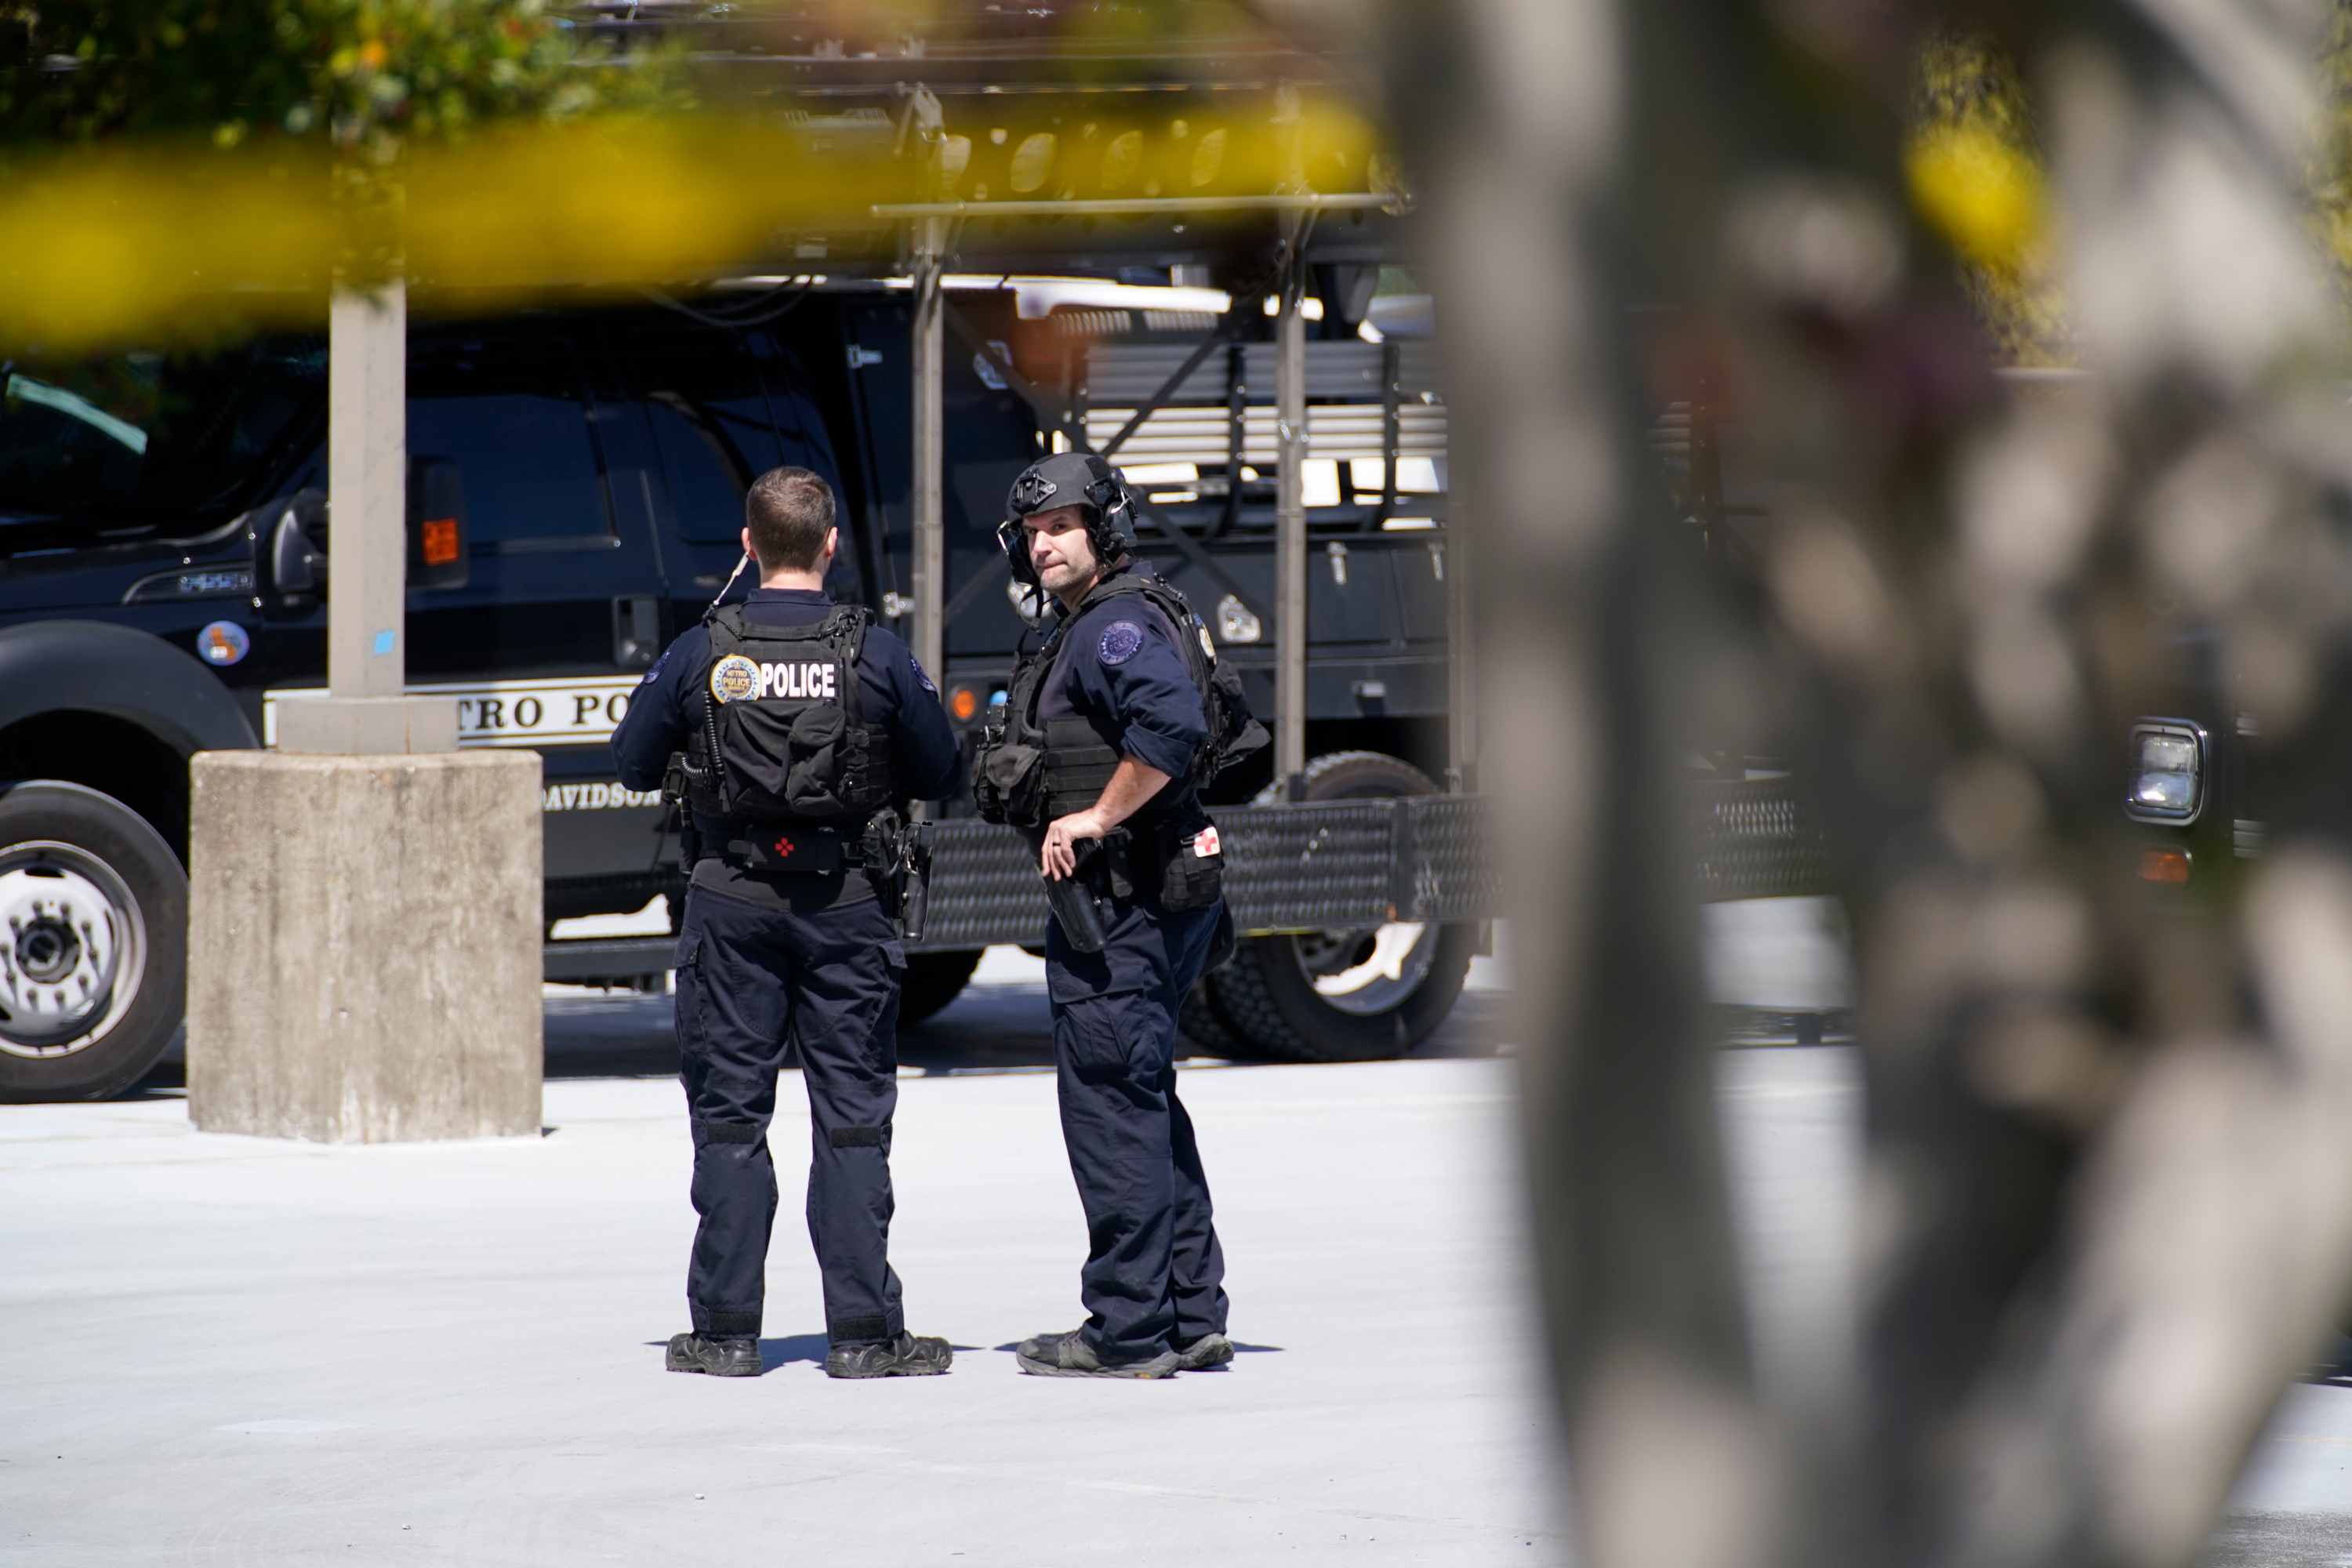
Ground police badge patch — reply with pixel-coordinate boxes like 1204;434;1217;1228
710;654;760;703
1098;620;1144;666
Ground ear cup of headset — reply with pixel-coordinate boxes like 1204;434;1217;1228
996;518;1041;586
1078;459;1137;561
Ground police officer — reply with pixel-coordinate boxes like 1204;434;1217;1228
612;466;962;1380
979;453;1238;1379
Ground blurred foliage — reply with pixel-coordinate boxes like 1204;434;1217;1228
2315;5;2352;313
0;3;1384;347
0;2;686;160
1907;31;2073;367
0;2;689;299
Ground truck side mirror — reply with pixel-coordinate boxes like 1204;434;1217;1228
408;456;469;590
263;488;329;601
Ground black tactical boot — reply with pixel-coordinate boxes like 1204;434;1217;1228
1015;1329;1180;1379
666;1331;762;1377
825;1331;953;1379
1174;1332;1234;1371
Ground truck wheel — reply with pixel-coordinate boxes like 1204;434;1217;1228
0;782;187;1103
900;949;982;1026
1178;975;1265;1060
1206;751;1475;1063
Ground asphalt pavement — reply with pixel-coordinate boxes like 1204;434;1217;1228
0;953;1553;1566
9;912;2352;1563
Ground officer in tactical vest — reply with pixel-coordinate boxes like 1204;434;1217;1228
612;466;963;1380
975;452;1252;1379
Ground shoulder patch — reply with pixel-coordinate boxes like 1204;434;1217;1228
710;654;759;704
1098;619;1145;666
909;653;936;694
640;644;673;685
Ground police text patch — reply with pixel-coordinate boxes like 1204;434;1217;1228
711;655;837;704
1098;620;1145;666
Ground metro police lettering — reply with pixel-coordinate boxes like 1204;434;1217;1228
459;689;631;735
265;676;642;751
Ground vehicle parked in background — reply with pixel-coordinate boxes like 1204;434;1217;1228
0;275;1477;1101
2121;657;2259;889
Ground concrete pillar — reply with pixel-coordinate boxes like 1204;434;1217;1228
280;280;456;755
1273;84;1309;791
330;283;405;700
1446;496;1476;791
1274;238;1308;789
185;750;543;1142
909;216;949;700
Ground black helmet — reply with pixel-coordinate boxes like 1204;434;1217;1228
996;452;1138;588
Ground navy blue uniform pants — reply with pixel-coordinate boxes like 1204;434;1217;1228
673;887;907;1345
1046;893;1231;1361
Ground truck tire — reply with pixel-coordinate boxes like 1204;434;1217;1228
1178;974;1263;1059
0;782;188;1103
900;949;982;1026
1206;751;1475;1063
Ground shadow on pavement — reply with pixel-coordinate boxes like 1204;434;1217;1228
759;1334;830;1369
125;978;1510;1095
538;982;1509;1080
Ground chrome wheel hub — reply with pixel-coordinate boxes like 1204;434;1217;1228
0;843;142;1058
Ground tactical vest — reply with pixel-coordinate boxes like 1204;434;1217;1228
974;570;1260;829
684;601;897;825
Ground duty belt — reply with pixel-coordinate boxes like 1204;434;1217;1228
718;826;867;875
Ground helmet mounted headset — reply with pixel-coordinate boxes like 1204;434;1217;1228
996;453;1138;592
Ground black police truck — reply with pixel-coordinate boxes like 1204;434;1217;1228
0;279;1479;1101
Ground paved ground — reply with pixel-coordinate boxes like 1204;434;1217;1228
0;963;1553;1566
12;913;2352;1563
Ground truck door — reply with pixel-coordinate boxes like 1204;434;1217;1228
608;316;853;625
400;329;655;686
393;327;674;906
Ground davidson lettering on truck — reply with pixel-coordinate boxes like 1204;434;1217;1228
542;783;662;811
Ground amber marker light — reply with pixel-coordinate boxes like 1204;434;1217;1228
2140;848;2191;886
951;687;979;723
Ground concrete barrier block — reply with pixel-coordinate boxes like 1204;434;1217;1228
186;750;543;1142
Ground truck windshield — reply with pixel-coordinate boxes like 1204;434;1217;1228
0;337;325;555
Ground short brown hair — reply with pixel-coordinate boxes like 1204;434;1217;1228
744;466;836;570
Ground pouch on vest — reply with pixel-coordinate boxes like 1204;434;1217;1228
1157;817;1225;913
972;737;1045;826
719;692;870;817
